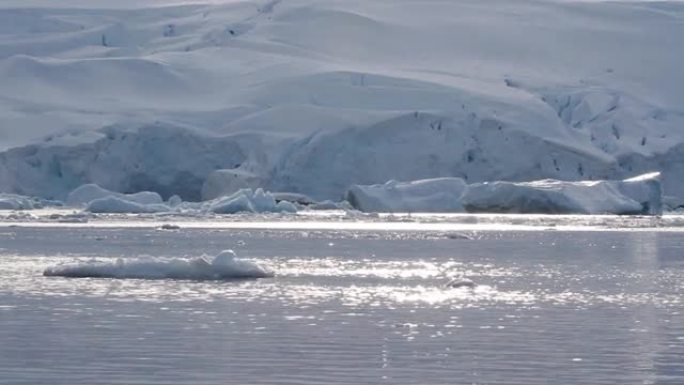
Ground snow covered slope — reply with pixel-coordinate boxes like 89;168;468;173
0;0;683;205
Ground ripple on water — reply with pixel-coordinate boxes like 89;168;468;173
1;228;683;385
1;254;680;310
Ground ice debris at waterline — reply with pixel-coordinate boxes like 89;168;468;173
462;172;663;215
43;250;274;280
62;183;298;214
206;188;297;214
445;278;476;289
346;172;662;215
0;193;62;210
345;178;467;213
67;184;164;206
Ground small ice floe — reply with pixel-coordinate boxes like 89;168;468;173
445;277;476;289
445;232;473;240
43;250;273;280
157;223;181;230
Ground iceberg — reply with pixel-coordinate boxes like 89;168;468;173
205;188;297;214
67;184;164;207
345;178;467;213
62;184;298;214
461;172;662;215
346;173;662;215
86;196;170;214
0;193;62;210
0;193;36;210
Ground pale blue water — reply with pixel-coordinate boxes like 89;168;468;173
1;224;682;384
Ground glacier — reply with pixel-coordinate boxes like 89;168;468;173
0;0;682;208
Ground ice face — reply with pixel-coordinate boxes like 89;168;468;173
347;173;662;215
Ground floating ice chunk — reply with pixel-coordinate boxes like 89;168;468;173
43;250;273;280
167;194;183;207
210;249;273;278
462;172;662;215
66;184;163;206
67;184;297;214
445;278;476;289
345;178;467;213
209;192;254;214
124;191;165;205
207;188;297;214
86;196;170;214
0;193;61;210
276;200;298;213
0;194;35;210
66;184;121;206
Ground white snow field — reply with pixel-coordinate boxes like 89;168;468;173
0;0;682;207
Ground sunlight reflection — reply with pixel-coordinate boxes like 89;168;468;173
1;253;680;309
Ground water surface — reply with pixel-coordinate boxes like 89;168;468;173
1;223;682;384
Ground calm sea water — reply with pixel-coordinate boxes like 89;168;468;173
1;224;682;384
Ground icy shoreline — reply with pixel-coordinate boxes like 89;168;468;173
0;210;681;233
0;171;665;217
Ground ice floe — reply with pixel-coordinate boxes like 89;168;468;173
43;250;273;280
63;184;298;214
0;193;61;210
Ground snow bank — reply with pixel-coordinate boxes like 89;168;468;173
43;250;273;280
461;173;662;215
345;178;467;213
